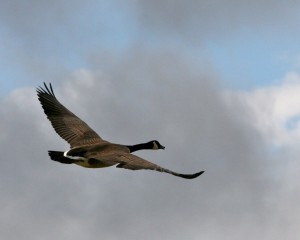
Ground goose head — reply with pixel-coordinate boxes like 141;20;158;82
126;140;165;152
149;140;165;150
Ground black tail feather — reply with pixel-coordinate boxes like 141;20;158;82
169;170;205;179
160;168;205;179
48;151;74;164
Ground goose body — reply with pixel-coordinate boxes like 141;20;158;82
37;83;204;179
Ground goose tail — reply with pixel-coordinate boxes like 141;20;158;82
48;151;74;164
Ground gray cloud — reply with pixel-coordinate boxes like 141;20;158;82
2;0;299;90
0;0;110;87
0;51;281;240
0;0;84;36
135;0;300;41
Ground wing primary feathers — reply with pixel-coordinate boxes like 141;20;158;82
37;82;55;97
36;82;104;147
115;154;204;179
43;82;55;96
160;168;205;179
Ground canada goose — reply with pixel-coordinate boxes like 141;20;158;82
37;83;204;179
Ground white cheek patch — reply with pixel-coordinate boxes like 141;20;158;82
64;150;87;160
153;142;159;150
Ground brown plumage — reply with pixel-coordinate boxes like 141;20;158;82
37;83;204;179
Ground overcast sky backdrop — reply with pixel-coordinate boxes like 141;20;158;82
1;1;300;239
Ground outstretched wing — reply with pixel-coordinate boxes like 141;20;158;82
113;154;204;179
37;82;106;148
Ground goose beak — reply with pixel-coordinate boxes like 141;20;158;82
160;145;165;150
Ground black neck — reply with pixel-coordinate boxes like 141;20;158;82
126;142;152;153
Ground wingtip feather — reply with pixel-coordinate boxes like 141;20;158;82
36;82;55;97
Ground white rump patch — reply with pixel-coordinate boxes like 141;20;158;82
63;150;87;161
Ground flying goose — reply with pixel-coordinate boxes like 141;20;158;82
37;83;204;179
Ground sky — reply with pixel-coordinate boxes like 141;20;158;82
1;1;300;239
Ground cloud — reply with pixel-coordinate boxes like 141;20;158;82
224;71;300;240
226;71;300;149
2;0;299;95
135;0;300;41
0;0;84;36
0;50;283;240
